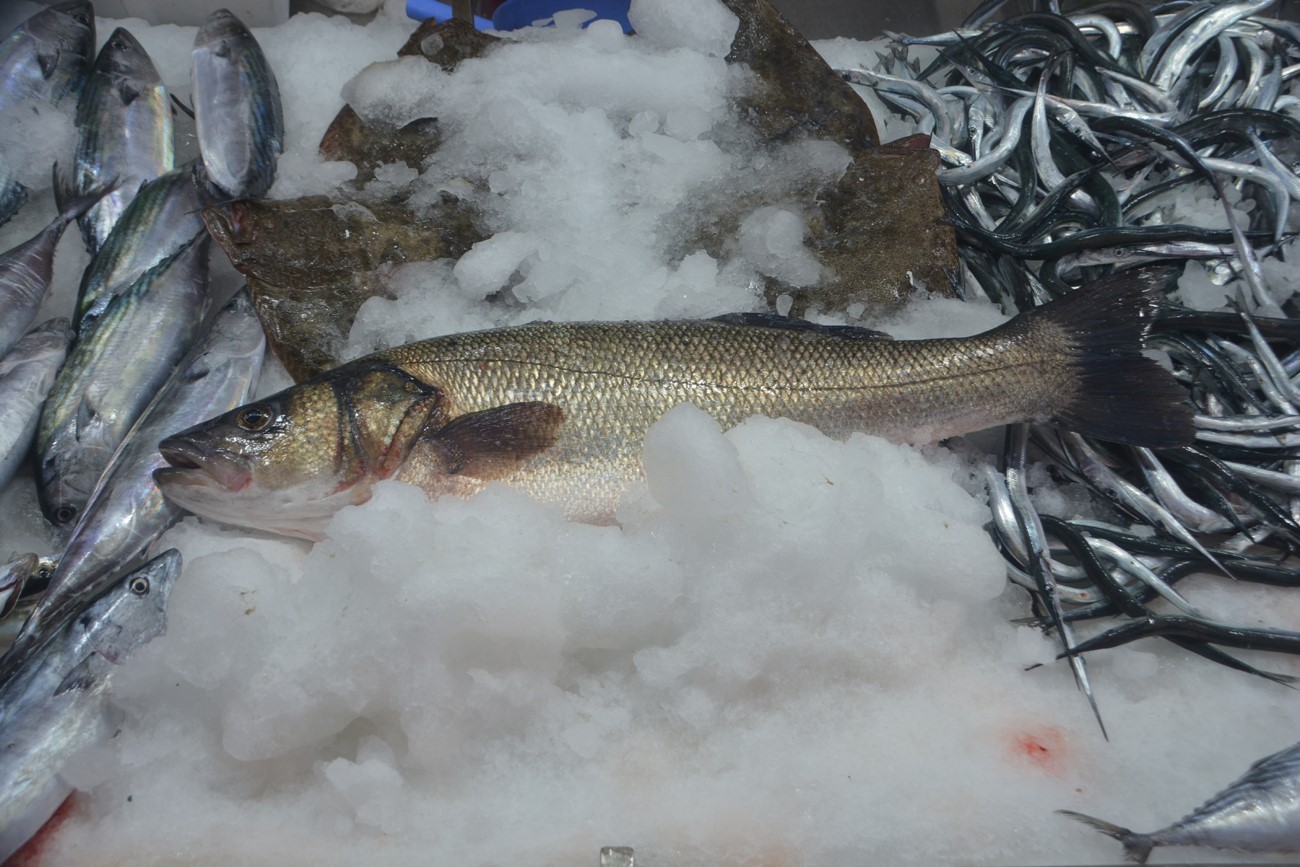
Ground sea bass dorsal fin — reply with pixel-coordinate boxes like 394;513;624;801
423;402;564;480
709;312;893;341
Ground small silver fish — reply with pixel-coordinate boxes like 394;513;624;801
57;26;174;256
192;9;284;198
38;233;212;528
0;549;180;864
1060;739;1300;862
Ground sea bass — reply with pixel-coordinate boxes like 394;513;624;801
1059;737;1300;862
155;267;1194;540
0;549;179;865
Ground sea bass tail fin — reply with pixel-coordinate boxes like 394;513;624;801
1022;265;1193;448
1056;809;1156;863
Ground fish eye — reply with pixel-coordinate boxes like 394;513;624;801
129;576;150;595
214;41;231;59
236;405;274;432
53;504;77;525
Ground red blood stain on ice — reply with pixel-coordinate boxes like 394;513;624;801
1;793;76;867
1008;727;1069;777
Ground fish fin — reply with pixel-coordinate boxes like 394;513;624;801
420;402;564;480
52;162;70;213
116;80;142;106
36;51;59;80
53;174;116;225
170;93;195;120
709;312;892;340
1015;265;1194;447
54;655;97;696
1056;810;1155;863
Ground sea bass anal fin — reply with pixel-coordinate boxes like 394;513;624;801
410;402;564;481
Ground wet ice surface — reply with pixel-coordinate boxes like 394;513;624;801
0;1;1297;865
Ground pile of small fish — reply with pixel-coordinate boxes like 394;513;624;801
837;1;1300;861
0;3;277;860
1;0;1300;863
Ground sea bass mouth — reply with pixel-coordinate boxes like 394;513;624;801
157;438;253;492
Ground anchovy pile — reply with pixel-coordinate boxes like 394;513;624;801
839;2;1300;713
0;3;278;856
840;5;1300;858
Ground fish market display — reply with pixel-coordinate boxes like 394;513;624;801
57;26;173;256
156;267;1192;539
191;9;283;199
0;550;179;865
0;319;70;493
1060;738;1300;862
0;0;1299;865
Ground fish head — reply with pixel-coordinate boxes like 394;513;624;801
155;361;446;540
76;548;182;664
34;1;94;61
195;9;253;51
96;27;161;91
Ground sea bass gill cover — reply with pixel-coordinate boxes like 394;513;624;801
154;266;1193;540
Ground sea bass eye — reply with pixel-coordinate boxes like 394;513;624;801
129;576;150;595
236;405;274;431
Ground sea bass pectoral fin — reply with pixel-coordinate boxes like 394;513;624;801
395;402;564;492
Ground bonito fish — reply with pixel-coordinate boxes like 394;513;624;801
156;267;1194;540
1059;737;1300;862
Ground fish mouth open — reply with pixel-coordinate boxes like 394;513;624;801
158;438;253;492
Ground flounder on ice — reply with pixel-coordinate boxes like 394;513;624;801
155;267;1193;540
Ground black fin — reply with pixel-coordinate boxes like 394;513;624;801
1056;810;1155;864
116;81;142;105
36;51;59;80
170;92;195;120
425;402;564;480
1014;265;1194;448
54;655;97;696
709;312;892;340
